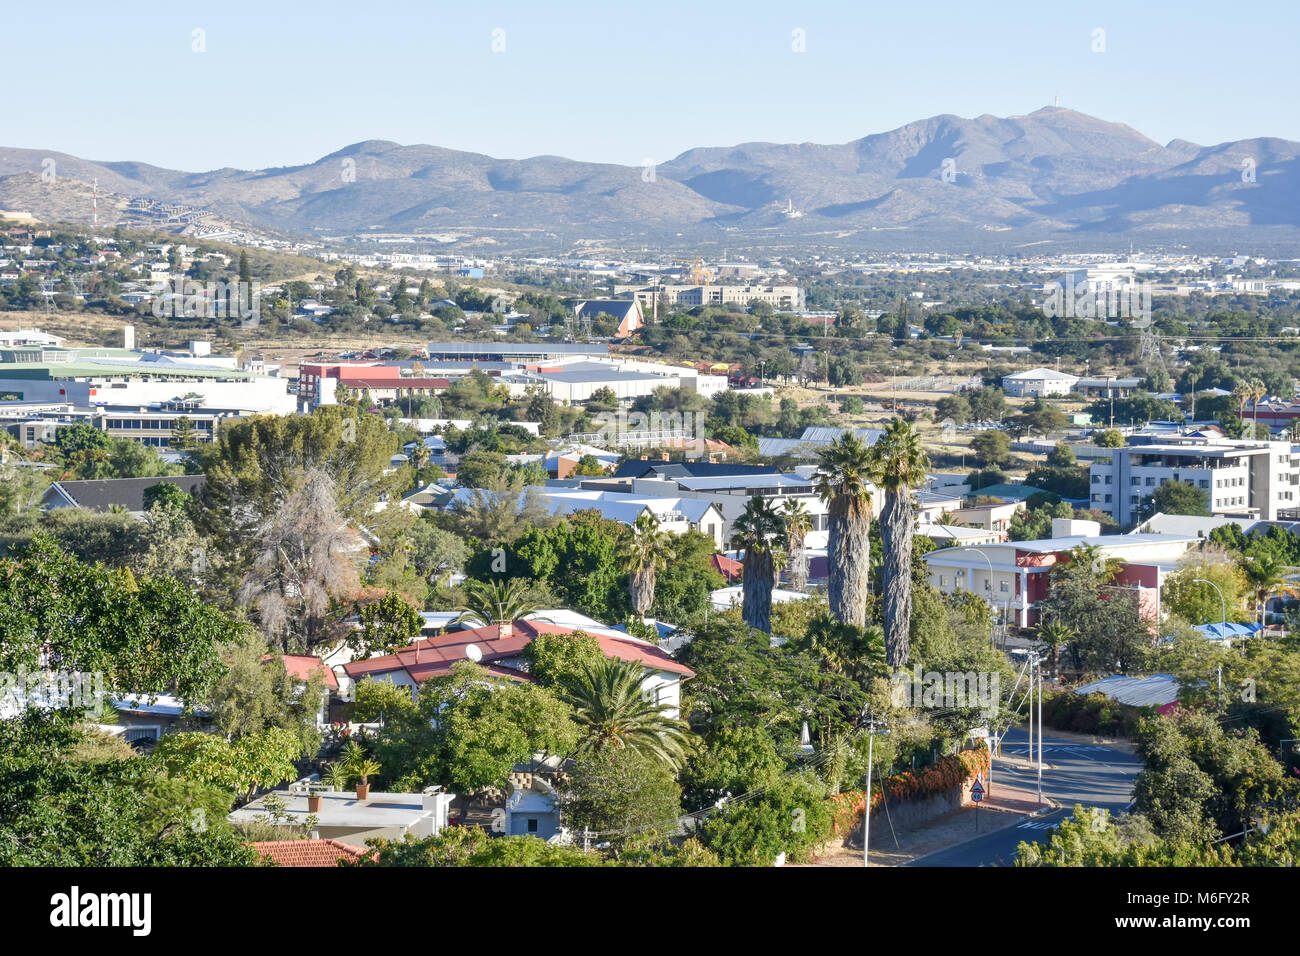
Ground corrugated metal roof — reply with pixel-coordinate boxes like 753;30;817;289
1071;673;1184;707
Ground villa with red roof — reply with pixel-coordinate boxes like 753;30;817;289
342;614;694;718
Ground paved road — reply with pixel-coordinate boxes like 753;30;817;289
902;728;1142;867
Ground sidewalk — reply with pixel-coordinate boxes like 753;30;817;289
798;781;1051;867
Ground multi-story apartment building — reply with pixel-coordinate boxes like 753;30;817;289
612;284;805;311
1088;435;1300;527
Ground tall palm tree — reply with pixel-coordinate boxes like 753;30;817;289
1249;378;1267;434
408;441;431;473
866;418;930;673
733;495;785;634
626;512;673;619
780;498;813;592
814;433;874;627
454;577;548;631
560;657;692;768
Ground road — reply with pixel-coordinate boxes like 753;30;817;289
901;727;1143;867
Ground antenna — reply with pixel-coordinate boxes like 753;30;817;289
92;178;98;228
1054;94;1059;108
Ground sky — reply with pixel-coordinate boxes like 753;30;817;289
8;0;1299;171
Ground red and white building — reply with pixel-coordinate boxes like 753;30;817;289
922;519;1197;629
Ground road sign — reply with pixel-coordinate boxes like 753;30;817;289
970;779;985;803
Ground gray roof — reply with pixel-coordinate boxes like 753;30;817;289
575;299;639;320
797;426;885;445
424;342;607;356
44;475;205;512
1071;673;1184;707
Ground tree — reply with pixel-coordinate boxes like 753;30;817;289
556;747;682;847
626;512;672;619
1238;543;1300;626
0;534;233;702
350;591;425;656
1163;560;1250;626
237;467;365;652
560;657;692;768
868;419;930;672
815;433;874;627
455;450;510;489
170;415;197;453
454;576;549;628
733;495;785;634
1093;428;1125;448
781;498;812;593
143;480;192;513
969;430;1011;468
523;630;606;688
375;661;578;794
204;637;324;757
0;710;258;867
152;727;303;801
1145;479;1209;518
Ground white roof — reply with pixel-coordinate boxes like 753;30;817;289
1003;367;1078;381
710;586;810;610
228;790;436;829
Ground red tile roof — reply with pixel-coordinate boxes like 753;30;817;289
343;619;694;685
253;839;373;867
263;654;339;690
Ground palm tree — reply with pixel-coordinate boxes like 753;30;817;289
866;419;930;673
1034;617;1073;679
408;441;431;473
626;512;673;620
814;433;874;627
781;498;813;592
1069;543;1122;584
1239;547;1299;626
1249;378;1266;431
733;495;785;634
454;577;548;631
560;657;692;768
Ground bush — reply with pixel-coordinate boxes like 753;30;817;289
1041;691;1146;737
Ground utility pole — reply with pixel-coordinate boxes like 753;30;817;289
1037;655;1044;805
862;715;887;868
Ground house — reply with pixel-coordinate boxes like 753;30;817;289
1070;673;1185;710
229;785;456;844
103;693;208;747
40;475;206;515
917;522;1006;547
343;615;694;717
505;772;561;840
710;585;811;611
252;838;374;867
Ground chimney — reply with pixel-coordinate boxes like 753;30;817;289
497;620;513;640
661;452;670;461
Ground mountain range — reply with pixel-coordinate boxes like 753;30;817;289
2;107;1298;252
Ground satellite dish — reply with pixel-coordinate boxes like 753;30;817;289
465;643;483;663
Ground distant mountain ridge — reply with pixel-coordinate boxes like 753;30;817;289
2;107;1297;251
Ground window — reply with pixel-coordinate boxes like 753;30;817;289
527;819;539;834
1145;477;1156;486
939;575;949;587
1000;581;1009;593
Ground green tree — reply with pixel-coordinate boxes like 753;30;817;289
556;747;682;847
969;430;1011;468
560;657;692;768
351;591;425;656
1145;479;1209;518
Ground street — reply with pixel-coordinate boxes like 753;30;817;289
901;727;1143;867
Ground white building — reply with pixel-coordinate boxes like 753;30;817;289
1001;367;1079;398
1088;435;1300;527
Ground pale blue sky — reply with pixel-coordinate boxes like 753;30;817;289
9;0;1298;170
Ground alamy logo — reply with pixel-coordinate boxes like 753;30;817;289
1042;274;1151;323
0;666;106;715
50;886;151;936
890;666;1000;719
151;278;260;324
